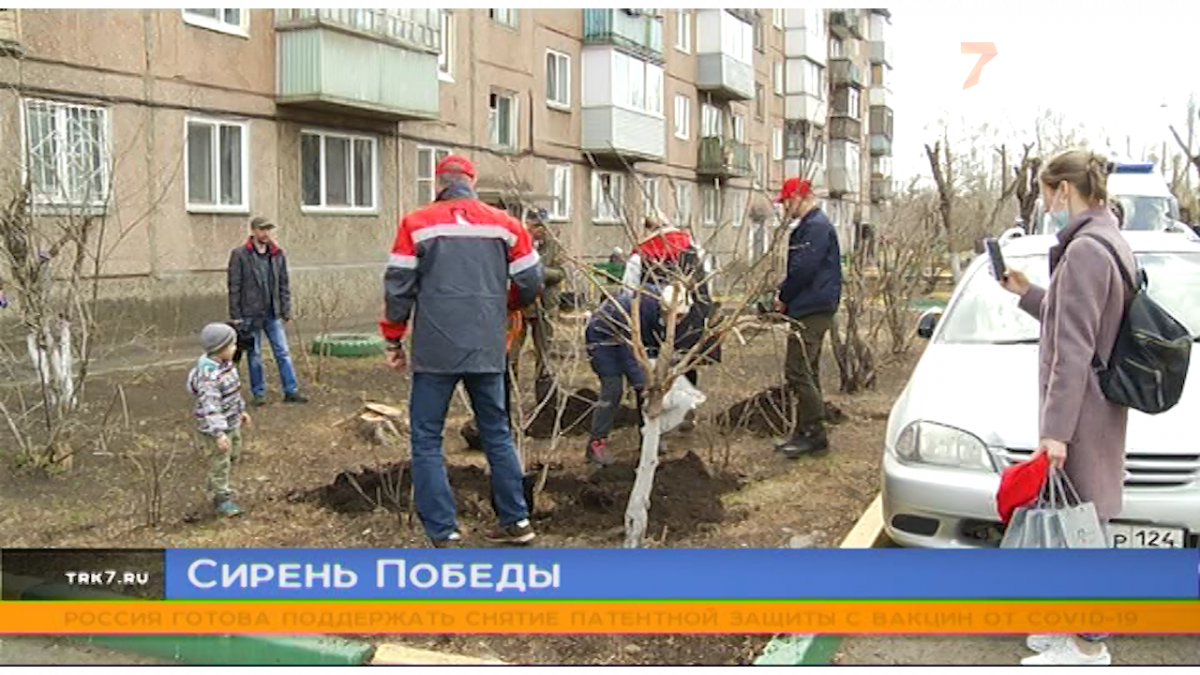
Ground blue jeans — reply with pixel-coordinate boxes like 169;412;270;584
410;372;529;540
247;319;299;398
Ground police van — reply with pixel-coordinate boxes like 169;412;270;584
1031;162;1188;235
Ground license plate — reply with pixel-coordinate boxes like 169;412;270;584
1108;524;1186;548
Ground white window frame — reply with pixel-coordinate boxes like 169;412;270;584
591;170;626;224
830;37;845;59
416;145;451;206
489;89;519;152
701;103;723;138
773;8;784;29
774;61;784;96
22;98;111;211
546;49;571;110
847;87;861;119
773;126;784;161
642;176;660;217
701;183;721;227
489;8;518;29
673;94;690;140
753;153;765;189
612;51;664;117
182;9;248;38
675;9;692;53
300;128;379;213
732;114;746;142
674;181;692;227
721;11;753;64
546;163;572;222
438;10;454;82
755;82;765;120
185;115;250;214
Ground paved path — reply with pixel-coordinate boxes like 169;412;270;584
839;634;1199;665
0;636;168;665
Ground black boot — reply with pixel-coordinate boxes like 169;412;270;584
778;425;829;459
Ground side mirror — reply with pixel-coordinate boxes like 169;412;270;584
917;308;943;340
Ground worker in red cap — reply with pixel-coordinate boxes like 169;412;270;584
773;177;842;459
381;154;544;548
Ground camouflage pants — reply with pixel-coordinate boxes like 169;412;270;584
198;429;242;503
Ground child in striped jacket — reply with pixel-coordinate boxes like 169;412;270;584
187;323;250;517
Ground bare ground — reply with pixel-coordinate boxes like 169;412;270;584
0;326;918;665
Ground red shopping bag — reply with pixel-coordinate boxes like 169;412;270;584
996;452;1050;524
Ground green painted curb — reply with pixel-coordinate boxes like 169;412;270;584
69;634;374;666
14;580;375;665
754;634;843;666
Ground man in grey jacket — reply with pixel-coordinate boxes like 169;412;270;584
227;217;308;406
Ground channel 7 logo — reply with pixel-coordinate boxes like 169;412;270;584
962;42;998;90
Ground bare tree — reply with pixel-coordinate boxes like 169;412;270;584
924;139;963;283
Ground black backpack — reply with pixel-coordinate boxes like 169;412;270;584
1083;235;1192;414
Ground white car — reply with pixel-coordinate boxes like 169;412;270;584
882;231;1200;549
1032;162;1187;234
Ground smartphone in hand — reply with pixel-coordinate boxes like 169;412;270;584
984;237;1006;281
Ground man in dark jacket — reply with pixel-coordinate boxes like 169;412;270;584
381;155;544;548
227;217;308;406
773;178;841;458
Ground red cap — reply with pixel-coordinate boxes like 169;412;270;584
435;155;476;180
995;452;1050;524
775;177;813;203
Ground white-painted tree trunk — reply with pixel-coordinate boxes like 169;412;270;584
25;319;76;413
623;414;662;549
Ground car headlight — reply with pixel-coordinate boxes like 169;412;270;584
894;422;993;471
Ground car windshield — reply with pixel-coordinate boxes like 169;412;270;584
1117;195;1174;231
938;251;1200;344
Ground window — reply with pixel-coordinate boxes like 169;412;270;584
836;88;861;118
674;181;692;227
489;90;518;151
416;146;451;205
701;104;723;137
23;98;110;209
721;11;753;64
675;9;691;53
730;189;747;227
547;163;572;221
774;62;784;95
753;153;765;188
871;63;886;88
545;50;571;108
612;52;664;115
830;37;845;58
755;83;765;120
754;13;765;52
732;114;746;142
642;177;660;216
592;171;626;223
772;126;783;161
750;220;769;260
673;95;691;139
773;8;784;28
701;183;721;226
802;60;825;100
438;11;453;80
186;117;248;212
489;8;517;28
183;9;246;35
300;130;376;211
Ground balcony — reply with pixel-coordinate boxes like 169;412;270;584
697;54;755;100
829;9;864;39
0;9;22;56
870;40;893;66
582;8;664;63
830;116;862;142
785;93;827;123
869;85;889;108
275;9;440;121
871;177;892;203
869;105;893;139
870;134;893;157
581;107;666;162
697;137;751;177
829;58;864;88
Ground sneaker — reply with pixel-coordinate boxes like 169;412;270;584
586;439;614;467
214;500;244;518
1026;635;1064;653
283;392;309;404
431;532;463;548
251;395;267;407
1021;638;1111;666
484;519;536;545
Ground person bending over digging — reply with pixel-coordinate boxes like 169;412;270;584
186;323;251;518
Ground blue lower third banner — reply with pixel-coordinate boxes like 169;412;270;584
163;549;1200;600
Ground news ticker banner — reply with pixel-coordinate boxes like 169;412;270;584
2;548;1199;601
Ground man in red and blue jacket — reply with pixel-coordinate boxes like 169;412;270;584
380;155;544;548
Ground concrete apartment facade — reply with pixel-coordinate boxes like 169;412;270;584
0;8;893;350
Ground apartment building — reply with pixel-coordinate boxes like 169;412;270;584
0;8;892;347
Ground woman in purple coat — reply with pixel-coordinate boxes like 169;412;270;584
1001;150;1135;666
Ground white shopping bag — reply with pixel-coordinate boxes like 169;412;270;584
656;374;706;434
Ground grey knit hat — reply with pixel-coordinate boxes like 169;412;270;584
200;322;237;355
